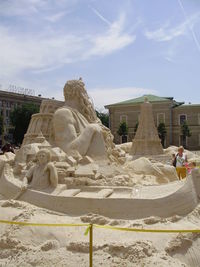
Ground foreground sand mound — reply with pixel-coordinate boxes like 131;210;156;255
124;157;178;184
1;199;200;266
116;142;132;153
0;152;15;174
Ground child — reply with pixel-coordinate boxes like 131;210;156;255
185;162;196;175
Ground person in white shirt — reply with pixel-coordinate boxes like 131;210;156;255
175;146;187;179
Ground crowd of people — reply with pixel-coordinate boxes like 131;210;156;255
0;143;16;154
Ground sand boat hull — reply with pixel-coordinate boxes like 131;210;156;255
1;164;200;220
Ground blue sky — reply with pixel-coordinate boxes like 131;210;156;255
0;0;200;110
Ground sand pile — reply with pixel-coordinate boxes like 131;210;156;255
124;157;178;184
1;199;200;266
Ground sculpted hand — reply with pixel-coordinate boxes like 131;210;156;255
45;162;55;172
21;183;28;192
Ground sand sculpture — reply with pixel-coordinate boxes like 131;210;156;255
131;97;163;155
0;78;200;219
21;149;58;191
22;99;64;145
1;79;200;266
52;79;107;159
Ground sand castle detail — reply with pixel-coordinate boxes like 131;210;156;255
131;97;163;155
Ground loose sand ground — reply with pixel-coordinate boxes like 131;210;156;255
1;147;200;266
0;197;200;267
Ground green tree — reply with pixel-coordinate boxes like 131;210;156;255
134;121;139;136
117;121;128;143
157;122;167;147
0;114;4;145
96;110;109;127
0;115;3;136
10;103;39;144
181;121;191;147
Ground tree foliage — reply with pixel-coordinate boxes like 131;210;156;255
181;121;191;138
96;110;109;127
117;121;128;136
157;122;167;147
180;121;191;148
134;121;139;135
0;115;3;136
10;103;39;144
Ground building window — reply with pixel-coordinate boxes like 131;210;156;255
179;114;187;125
120;115;127;123
157;113;165;126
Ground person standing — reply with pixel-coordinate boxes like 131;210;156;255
175;146;187;179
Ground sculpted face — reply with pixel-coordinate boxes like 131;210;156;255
37;152;48;165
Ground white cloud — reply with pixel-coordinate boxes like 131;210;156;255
88;87;158;111
178;0;200;53
0;0;45;17
0;0;76;17
0;13;135;79
144;13;200;42
44;11;67;23
87;13;136;57
89;6;111;26
0;25;85;78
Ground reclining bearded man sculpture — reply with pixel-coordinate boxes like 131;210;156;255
52;79;108;159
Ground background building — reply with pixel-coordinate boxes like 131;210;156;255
0;90;63;145
105;95;200;150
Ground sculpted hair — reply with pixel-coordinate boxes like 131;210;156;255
36;149;51;162
63;79;97;123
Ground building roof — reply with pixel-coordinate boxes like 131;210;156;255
0;89;63;105
176;104;200;108
105;94;174;108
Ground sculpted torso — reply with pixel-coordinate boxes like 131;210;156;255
22;149;58;191
26;164;51;190
53;107;106;158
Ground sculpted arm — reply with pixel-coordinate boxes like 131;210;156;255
69;124;100;155
53;109;77;150
21;166;35;190
46;162;58;187
53;108;99;156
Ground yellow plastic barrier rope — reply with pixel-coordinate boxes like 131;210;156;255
93;224;200;233
0;219;88;227
1;219;200;267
